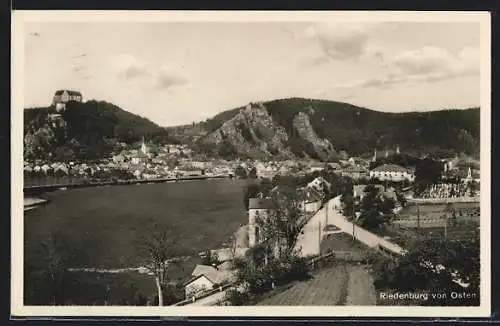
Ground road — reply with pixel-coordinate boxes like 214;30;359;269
295;196;346;257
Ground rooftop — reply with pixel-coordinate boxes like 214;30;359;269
248;198;274;210
371;164;409;173
54;89;82;96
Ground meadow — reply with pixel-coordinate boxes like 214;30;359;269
24;179;249;280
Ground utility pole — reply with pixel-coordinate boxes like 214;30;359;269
325;196;329;226
352;200;356;243
318;221;322;254
417;204;421;237
444;213;448;241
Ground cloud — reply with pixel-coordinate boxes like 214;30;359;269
299;23;390;64
110;54;151;80
155;65;188;90
339;45;480;91
110;55;188;91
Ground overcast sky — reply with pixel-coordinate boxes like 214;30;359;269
24;21;481;126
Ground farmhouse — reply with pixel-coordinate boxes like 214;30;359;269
341;166;369;180
298;187;323;213
306;176;331;195
184;262;236;299
369;164;415;182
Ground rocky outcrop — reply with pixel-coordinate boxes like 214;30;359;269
292;111;336;160
202;102;293;159
24;114;69;160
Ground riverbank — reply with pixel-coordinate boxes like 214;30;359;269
24;174;232;196
24;197;48;211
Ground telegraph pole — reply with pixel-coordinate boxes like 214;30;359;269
325;195;329;226
318;221;322;254
352;200;356;243
417;204;421;237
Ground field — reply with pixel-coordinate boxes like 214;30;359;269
24;179;249;281
256;263;376;306
255;233;375;306
398;202;480;222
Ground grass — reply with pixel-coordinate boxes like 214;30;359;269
255;263;376;306
320;232;370;255
24;179;249;282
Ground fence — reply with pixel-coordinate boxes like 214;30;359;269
407;197;480;204
308;250;369;270
171;282;234;306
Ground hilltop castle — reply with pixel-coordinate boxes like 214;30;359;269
52;90;83;112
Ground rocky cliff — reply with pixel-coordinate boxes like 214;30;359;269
181;98;480;160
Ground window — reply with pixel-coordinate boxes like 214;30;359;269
255;226;260;243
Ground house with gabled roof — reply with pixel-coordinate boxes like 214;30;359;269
184;262;237;299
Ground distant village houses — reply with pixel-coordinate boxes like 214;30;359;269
369;163;415;182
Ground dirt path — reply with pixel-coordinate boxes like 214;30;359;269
255;263;377;306
345;265;377;305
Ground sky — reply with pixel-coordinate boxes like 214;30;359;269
24;21;481;127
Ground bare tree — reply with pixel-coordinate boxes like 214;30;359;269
255;185;309;259
32;230;75;305
139;222;173;306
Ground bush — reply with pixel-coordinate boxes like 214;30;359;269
235;254;311;296
224;288;254;306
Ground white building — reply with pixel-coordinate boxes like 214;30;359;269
298;187;323;213
309;162;325;172
248;197;274;247
306;176;331;193
184;262;236;299
369;164;415;182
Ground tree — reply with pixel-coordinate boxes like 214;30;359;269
248;167;258;179
415;158;443;195
36;231;73;305
340;193;357;221
138;221;174;306
370;230;480;305
357;185;395;232
469;180;479;196
234;165;248;179
255;185;309;258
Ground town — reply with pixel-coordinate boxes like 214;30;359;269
19;16;485;312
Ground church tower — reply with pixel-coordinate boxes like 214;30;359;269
385;149;389;158
396;146;400;155
372;149;377;162
140;137;149;155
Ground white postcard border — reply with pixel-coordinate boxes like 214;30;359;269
11;10;492;318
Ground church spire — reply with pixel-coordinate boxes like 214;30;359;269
140;136;148;155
